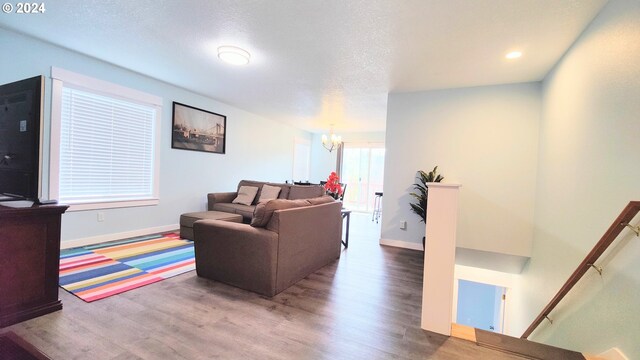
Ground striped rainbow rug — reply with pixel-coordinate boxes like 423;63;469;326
59;232;194;302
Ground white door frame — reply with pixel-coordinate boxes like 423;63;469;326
340;142;385;211
452;265;515;335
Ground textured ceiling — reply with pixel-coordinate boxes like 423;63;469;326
0;0;607;133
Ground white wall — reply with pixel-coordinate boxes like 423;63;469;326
382;83;541;257
309;131;385;183
0;28;310;245
517;0;640;356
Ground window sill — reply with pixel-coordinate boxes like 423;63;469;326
65;199;159;212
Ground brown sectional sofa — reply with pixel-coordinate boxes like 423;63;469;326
193;195;342;297
207;180;325;222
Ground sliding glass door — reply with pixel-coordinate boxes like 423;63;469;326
340;143;385;212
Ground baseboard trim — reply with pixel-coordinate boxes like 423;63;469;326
61;224;180;249
379;238;423;251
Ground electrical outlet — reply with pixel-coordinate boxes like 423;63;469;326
400;220;407;230
97;212;105;222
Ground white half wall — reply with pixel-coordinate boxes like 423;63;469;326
0;28;311;245
382;83;541;257
517;0;640;356
421;183;460;336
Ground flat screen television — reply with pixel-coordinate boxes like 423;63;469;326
0;75;44;202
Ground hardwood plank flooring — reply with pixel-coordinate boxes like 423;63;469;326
6;213;526;359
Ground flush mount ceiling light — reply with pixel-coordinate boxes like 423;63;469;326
217;46;251;66
505;51;523;59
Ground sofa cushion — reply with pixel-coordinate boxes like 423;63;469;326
274;183;290;199
180;211;243;228
234;206;256;221
258;184;281;203
232;186;259;206
251;199;311;228
213;202;256;217
237;180;267;188
307;195;336;205
238;180;290;204
237;180;266;204
288;185;324;200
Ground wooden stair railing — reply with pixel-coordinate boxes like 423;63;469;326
521;201;640;339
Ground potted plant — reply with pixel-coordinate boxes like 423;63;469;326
409;166;444;249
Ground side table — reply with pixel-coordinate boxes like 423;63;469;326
341;209;351;248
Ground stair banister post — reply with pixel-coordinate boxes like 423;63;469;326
421;183;461;336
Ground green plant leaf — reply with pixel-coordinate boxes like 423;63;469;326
409;166;443;223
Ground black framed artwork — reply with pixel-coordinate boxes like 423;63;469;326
171;102;226;154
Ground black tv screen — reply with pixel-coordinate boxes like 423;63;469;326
0;75;43;201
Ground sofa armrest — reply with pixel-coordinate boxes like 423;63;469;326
207;192;237;210
270;201;342;293
193;219;279;296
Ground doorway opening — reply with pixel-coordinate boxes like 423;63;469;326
339;143;385;212
293;137;311;182
455;279;506;333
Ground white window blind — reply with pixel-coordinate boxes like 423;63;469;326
59;87;156;203
50;67;162;210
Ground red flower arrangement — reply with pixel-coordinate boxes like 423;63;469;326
324;171;343;199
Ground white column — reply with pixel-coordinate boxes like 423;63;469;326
421;183;461;335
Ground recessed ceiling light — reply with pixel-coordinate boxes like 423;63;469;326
217;46;251;66
505;51;522;59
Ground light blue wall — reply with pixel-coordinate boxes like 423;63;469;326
518;0;640;357
382;83;541;256
0;28;311;243
457;280;500;332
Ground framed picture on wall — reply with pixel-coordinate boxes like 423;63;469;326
171;102;226;154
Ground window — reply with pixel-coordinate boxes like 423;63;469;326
50;68;162;210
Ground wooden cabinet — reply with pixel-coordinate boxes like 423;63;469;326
0;203;68;327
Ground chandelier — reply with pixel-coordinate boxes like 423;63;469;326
321;128;342;153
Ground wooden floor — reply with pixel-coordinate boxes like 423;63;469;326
6;213;527;359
